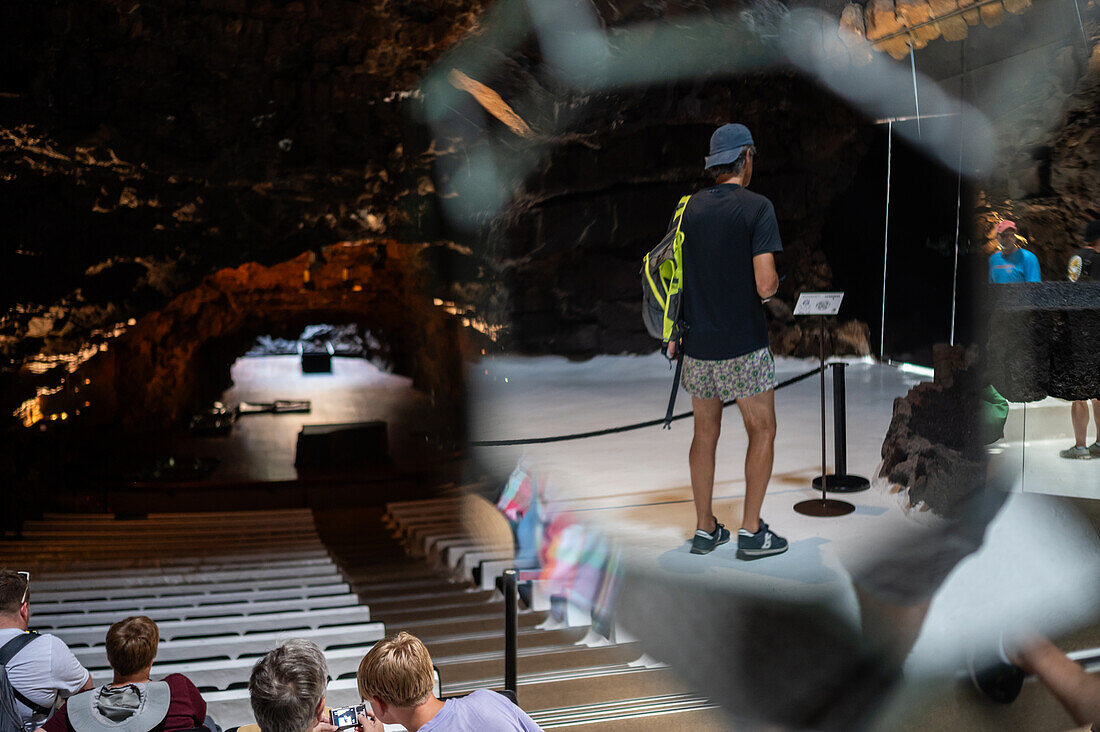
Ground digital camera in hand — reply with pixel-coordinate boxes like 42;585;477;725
329;704;366;729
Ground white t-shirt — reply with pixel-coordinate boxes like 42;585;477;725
0;628;90;731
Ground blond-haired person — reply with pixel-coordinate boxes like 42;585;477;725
356;632;542;732
37;616;208;732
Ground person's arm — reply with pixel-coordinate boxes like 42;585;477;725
749;199;782;300
1027;252;1042;283
753;253;779;300
1015;637;1100;726
356;712;384;732
49;636;91;698
36;702;69;732
167;673;207;724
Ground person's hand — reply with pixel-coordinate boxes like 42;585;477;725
357;712;384;732
666;340;677;359
311;722;338;732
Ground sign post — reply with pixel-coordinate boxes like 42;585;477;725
792;293;855;518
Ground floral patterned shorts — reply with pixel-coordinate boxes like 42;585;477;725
681;347;776;401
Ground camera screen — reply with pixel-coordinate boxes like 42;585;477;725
330;705;364;728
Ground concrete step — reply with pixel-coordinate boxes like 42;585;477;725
32;593;360;629
33;572;344;603
32;582;352;614
433;642;644;686
73;622;386;669
519;668;693;712
53;606;372;647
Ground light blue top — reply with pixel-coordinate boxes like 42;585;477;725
989;248;1041;283
419;689;543;732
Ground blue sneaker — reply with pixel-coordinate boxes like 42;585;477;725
690;517;730;555
1059;445;1091;460
736;520;788;560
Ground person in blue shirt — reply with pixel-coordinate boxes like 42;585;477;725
356;632;543;732
988;220;1041;283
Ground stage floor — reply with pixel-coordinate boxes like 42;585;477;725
468;353;1100;683
173;355;438;481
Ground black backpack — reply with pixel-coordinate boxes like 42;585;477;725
1;632;52;732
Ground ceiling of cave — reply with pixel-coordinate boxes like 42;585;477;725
1;0;1096;425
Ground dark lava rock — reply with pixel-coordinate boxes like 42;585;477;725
879;346;989;517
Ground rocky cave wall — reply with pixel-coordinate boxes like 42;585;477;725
4;0;1097;431
450;76;878;356
0;0;489;425
27;240;467;431
1;0;887;427
978;5;1100;276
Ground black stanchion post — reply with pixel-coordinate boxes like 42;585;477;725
834;362;847;476
503;569;518;696
791;292;856;517
819;314;827;500
795;315;856;517
812;363;870;493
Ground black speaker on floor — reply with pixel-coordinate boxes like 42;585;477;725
295;421;388;470
299;341;334;373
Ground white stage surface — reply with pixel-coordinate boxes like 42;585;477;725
468;353;1100;680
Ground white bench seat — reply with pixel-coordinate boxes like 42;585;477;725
32;573;343;603
53;606;372;646
33;563;338;592
34;555;333;582
33;583;352;614
73;622;386;668
34;593;360;629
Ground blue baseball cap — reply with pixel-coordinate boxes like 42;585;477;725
705;123;754;169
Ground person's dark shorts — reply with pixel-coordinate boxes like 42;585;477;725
681;347;776;401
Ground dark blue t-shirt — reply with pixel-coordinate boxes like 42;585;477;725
675;183;782;359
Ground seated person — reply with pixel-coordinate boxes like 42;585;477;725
356;632;542;732
248;639;346;732
0;569;92;731
37;616;208;732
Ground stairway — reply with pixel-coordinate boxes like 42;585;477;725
319;499;731;730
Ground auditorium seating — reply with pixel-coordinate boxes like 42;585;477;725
2;502;729;729
0;510;385;726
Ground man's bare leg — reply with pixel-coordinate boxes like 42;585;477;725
1092;399;1100;442
1071;400;1089;447
736;389;776;534
689;396;723;533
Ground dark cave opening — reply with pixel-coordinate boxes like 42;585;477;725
821;119;983;367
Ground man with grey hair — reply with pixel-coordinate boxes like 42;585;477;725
249;640;379;732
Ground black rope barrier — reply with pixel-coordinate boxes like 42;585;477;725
470;365;823;447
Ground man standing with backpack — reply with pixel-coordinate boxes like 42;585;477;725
0;570;91;731
671;123;788;559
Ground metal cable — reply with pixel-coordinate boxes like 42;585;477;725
470;366;822;446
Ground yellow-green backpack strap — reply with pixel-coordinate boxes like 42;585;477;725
662;195;691;341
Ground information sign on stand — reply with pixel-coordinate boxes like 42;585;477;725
792;292;856;518
792;292;845;317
